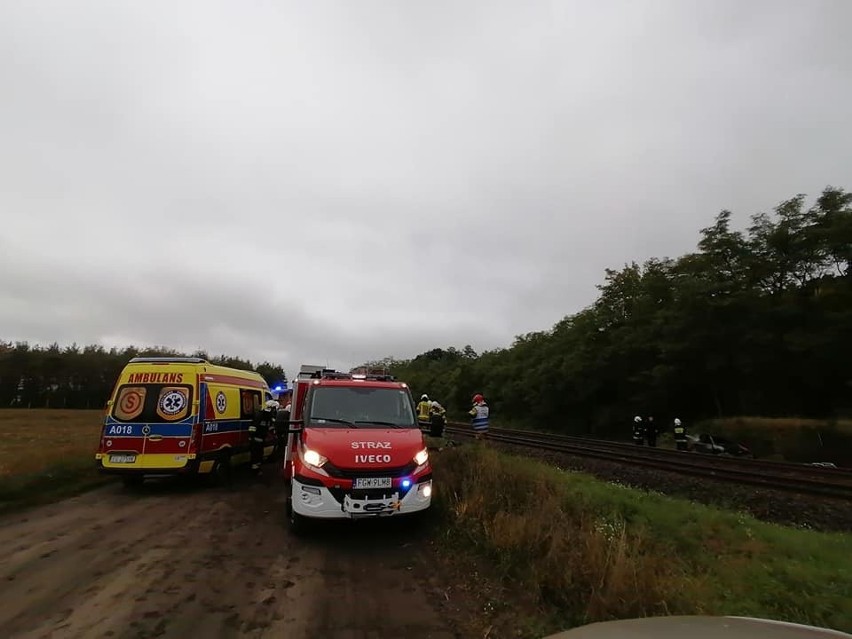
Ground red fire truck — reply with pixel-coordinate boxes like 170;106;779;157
281;366;432;533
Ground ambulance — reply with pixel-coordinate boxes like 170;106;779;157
281;366;433;532
95;357;276;485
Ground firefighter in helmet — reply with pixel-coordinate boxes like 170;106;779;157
673;418;688;451
417;394;432;430
469;393;489;440
273;391;292;460
250;399;278;474
428;400;447;438
632;416;644;445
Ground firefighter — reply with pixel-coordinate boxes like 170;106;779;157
645;415;657;447
273;392;291;460
469;394;489;440
250;399;278;474
417;394;432;430
429;400;446;438
673;418;687;451
632;416;644;445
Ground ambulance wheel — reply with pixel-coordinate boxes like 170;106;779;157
211;452;232;486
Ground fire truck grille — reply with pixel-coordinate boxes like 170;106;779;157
328;485;414;504
323;461;417;479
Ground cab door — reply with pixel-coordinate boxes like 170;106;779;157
282;382;307;478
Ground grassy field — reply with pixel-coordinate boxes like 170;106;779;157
429;443;852;638
0;409;108;513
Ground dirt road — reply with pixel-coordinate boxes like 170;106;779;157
0;469;456;639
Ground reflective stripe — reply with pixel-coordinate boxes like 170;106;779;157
470;403;489;430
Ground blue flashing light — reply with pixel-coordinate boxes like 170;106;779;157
273;386;284;392
401;479;411;489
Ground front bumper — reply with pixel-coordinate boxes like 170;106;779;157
291;477;432;519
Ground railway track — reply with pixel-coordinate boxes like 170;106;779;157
443;423;852;500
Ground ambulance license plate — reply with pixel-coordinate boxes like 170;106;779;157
109;454;136;464
354;477;392;489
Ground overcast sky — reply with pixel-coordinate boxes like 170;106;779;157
1;0;851;376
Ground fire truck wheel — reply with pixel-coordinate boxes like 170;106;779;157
287;499;311;536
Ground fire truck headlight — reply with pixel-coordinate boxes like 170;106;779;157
413;448;429;466
303;448;327;468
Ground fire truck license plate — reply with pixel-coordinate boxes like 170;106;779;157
109;454;136;463
354;477;392;489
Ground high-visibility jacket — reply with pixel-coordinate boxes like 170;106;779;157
673;424;686;440
632;421;644;440
417;400;431;422
430;401;446;416
250;409;274;442
469;402;489;431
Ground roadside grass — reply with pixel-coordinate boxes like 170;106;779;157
430;443;852;637
0;409;108;513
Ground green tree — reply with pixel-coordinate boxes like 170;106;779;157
386;185;852;434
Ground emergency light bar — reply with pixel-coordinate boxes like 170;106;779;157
316;371;397;382
129;357;210;364
312;370;349;380
350;366;392;376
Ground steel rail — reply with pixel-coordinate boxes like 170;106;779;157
442;424;852;499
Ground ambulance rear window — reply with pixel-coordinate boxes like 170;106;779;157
307;387;416;428
112;384;194;423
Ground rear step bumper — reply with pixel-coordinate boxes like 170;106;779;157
95;458;201;476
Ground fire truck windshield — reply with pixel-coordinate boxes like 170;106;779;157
307;387;416;428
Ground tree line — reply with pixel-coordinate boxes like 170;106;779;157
368;185;852;437
0;342;287;409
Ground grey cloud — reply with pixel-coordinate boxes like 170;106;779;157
2;0;852;377
0;240;500;372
